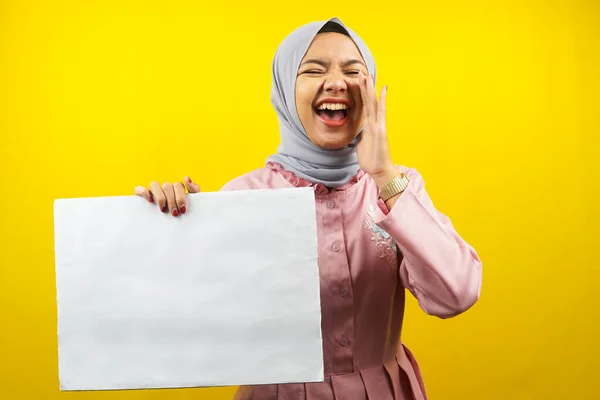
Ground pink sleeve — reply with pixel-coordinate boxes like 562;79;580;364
373;168;482;319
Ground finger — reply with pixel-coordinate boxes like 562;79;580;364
378;85;387;126
173;182;187;214
184;176;201;193
358;71;370;120
134;186;154;203
366;73;378;118
161;182;178;216
149;181;168;213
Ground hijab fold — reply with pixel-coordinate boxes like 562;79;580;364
266;17;377;188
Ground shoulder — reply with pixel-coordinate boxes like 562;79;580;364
394;164;425;189
363;164;424;186
391;164;418;177
220;166;288;191
358;164;426;197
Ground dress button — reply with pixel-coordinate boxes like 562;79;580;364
340;336;349;347
332;243;341;252
339;287;348;297
327;200;335;209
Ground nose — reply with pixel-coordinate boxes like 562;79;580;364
323;70;347;93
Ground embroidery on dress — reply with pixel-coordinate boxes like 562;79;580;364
364;204;397;265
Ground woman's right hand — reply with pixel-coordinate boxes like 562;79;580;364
134;176;200;217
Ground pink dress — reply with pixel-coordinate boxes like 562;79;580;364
225;162;482;400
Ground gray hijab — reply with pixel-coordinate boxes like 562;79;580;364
266;17;377;188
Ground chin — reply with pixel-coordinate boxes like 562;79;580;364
311;132;357;150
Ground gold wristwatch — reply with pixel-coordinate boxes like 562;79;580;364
379;174;410;201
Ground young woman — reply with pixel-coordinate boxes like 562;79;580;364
135;17;482;400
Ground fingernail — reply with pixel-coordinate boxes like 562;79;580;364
162;206;168;213
186;176;192;183
149;196;154;203
172;209;179;217
180;206;186;214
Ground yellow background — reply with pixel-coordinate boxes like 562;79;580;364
1;0;598;399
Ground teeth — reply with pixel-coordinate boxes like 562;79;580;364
317;103;348;111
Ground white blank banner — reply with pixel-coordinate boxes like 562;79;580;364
53;187;323;391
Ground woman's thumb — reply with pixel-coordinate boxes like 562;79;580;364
184;176;201;193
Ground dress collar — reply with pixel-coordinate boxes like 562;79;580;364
267;162;366;195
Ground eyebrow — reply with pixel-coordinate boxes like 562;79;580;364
300;58;365;68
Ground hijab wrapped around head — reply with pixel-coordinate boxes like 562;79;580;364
266;17;377;188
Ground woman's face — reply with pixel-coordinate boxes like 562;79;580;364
295;32;368;150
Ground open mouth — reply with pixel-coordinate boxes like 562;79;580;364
314;102;350;127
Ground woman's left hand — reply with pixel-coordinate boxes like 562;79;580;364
355;71;398;187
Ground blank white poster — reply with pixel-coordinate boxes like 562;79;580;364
53;187;323;391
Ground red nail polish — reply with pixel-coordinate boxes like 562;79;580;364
180;206;186;214
162;206;168;213
172;209;179;217
149;196;154;203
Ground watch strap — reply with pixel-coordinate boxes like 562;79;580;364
379;174;410;201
